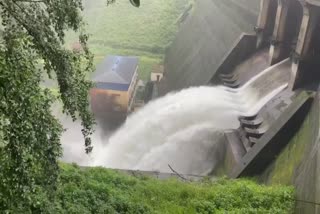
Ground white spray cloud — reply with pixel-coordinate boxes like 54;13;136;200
61;63;288;175
91;83;285;175
59;115;105;166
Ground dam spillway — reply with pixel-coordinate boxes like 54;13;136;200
155;0;320;211
92;62;288;175
159;0;260;95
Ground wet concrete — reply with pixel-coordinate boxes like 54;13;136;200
160;0;259;95
160;1;320;212
228;48;270;87
231;91;314;178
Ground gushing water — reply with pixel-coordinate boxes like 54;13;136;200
60;60;290;175
92;82;287;175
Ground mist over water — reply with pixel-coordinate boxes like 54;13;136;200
60;62;289;175
60;116;104;166
91;83;286;175
92;86;245;174
60;84;285;174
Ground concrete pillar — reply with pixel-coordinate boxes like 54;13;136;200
269;0;290;65
256;0;276;48
290;2;320;90
307;0;320;7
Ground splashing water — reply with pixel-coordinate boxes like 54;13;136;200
60;60;290;175
91;81;287;175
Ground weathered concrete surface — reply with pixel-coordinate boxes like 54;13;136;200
211;33;258;85
231;91;314;178
224;131;246;175
160;0;259;95
261;93;320;213
158;1;320;212
227;48;270;87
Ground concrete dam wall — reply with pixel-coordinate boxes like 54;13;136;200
160;0;260;94
260;95;320;213
159;0;320;212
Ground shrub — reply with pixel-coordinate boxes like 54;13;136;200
39;164;295;213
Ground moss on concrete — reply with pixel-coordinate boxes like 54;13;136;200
261;96;319;187
265;112;313;185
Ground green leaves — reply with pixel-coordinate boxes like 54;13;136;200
1;0;95;150
40;164;295;214
0;0;94;211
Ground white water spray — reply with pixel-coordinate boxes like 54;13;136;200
92;80;287;175
60;60;289;175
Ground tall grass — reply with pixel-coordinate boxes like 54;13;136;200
42;164;295;213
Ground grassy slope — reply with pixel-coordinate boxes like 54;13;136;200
44;164;295;213
67;0;190;81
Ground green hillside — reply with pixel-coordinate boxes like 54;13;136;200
67;0;191;80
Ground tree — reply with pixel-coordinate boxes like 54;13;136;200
0;0;94;212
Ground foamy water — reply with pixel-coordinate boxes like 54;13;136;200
61;60;289;175
91;83;286;175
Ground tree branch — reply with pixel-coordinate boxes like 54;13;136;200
168;164;189;181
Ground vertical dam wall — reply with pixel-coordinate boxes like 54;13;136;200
261;95;320;213
160;0;260;94
161;0;320;212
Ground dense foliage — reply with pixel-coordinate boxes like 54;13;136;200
38;164;295;214
0;0;94;211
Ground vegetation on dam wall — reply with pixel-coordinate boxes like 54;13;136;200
259;97;320;213
25;163;295;214
263;111;313;185
262;97;320;185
